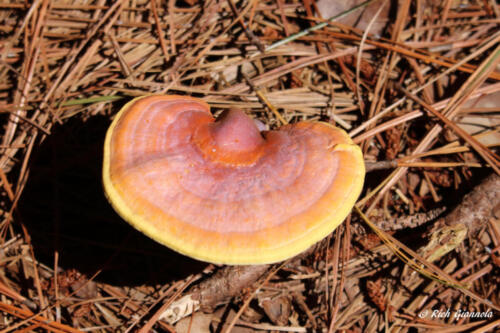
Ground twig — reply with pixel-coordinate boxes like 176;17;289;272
364;160;398;172
374;206;446;231
227;0;265;52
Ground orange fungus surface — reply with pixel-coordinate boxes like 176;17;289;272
103;95;365;264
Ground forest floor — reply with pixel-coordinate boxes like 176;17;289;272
0;0;499;332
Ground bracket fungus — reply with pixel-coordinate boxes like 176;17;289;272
103;95;365;265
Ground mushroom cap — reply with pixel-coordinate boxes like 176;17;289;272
103;95;365;264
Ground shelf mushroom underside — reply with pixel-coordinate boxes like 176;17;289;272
103;100;364;264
